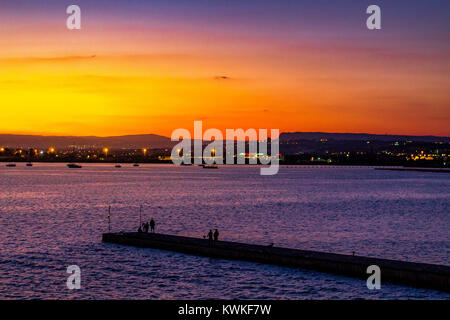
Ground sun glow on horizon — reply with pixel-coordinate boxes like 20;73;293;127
0;1;449;137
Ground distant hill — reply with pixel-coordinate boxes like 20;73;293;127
280;132;450;142
1;132;449;149
0;134;174;149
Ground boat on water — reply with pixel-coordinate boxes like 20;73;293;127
6;164;16;167
180;163;192;166
133;163;140;167
26;163;33;167
67;163;82;168
202;164;218;169
115;164;122;168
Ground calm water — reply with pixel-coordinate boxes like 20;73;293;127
0;163;448;299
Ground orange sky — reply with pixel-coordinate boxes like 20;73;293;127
0;1;449;137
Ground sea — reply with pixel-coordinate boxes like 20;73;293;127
0;163;448;299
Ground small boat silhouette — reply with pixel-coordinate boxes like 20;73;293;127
115;164;122;168
6;163;16;167
26;163;33;167
133;163;140;167
67;163;82;168
202;164;218;169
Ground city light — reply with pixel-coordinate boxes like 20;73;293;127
48;147;55;153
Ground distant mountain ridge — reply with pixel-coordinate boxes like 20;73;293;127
280;132;450;142
0;132;449;149
0;134;174;149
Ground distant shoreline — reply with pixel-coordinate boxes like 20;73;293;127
374;168;450;173
1;160;449;170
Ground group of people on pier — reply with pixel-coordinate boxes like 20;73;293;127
138;218;155;233
137;220;220;246
207;229;219;246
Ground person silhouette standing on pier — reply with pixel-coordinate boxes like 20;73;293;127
143;222;149;233
150;218;155;233
208;230;213;246
213;229;219;242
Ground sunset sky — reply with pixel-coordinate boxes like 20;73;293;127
0;0;449;137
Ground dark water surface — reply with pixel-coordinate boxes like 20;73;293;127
0;164;448;299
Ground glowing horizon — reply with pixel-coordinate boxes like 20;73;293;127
0;1;449;137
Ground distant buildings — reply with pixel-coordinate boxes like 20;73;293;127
0;139;448;167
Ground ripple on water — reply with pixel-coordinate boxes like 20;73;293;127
0;164;449;299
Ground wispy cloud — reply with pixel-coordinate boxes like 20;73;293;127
0;55;97;63
214;75;231;80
